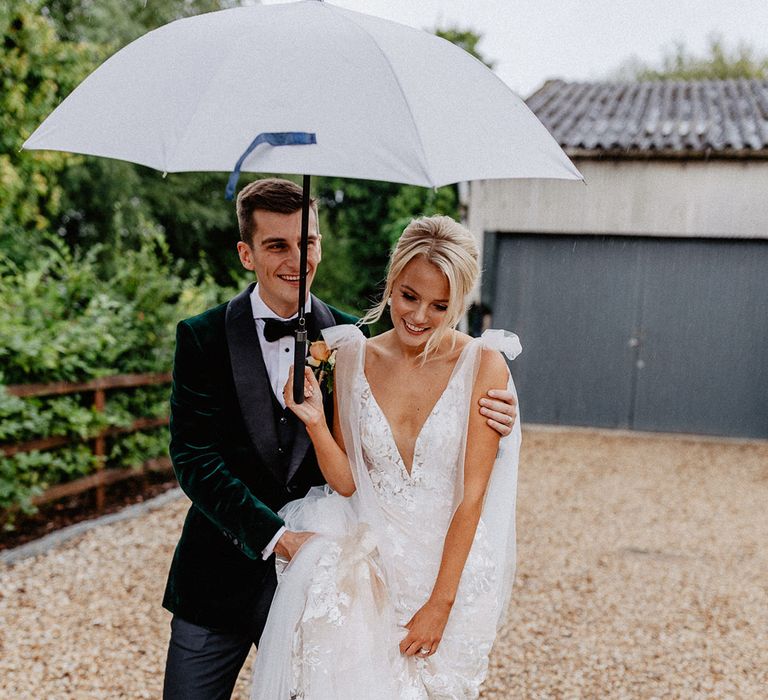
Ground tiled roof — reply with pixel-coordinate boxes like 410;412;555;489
526;79;768;158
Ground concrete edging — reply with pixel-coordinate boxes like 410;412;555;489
522;422;768;447
0;487;184;567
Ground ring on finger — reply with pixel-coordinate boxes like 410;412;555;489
419;647;430;655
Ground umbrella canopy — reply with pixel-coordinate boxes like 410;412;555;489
23;1;581;186
23;1;582;401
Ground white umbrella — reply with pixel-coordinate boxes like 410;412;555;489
23;0;582;400
23;1;580;186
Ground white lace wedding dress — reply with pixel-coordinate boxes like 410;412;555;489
252;327;521;700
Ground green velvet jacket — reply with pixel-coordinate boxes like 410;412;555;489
162;284;359;632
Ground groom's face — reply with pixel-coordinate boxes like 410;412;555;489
237;208;322;318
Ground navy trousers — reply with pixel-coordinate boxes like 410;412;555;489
162;570;277;700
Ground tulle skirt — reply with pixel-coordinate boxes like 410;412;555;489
251;487;498;700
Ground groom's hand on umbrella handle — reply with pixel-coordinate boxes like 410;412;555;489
479;388;517;437
274;530;315;561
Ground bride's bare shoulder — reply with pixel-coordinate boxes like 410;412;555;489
449;331;507;380
364;330;395;361
452;330;473;348
445;330;473;358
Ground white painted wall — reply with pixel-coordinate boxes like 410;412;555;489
468;159;768;242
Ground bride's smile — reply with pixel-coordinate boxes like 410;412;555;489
389;256;450;354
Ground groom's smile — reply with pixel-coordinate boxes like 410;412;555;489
237;208;322;318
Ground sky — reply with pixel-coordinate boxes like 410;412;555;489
260;0;768;96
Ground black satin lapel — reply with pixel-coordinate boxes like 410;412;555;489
286;295;337;483
308;295;335;341
225;285;282;483
286;422;312;485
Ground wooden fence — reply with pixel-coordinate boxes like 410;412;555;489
1;373;173;511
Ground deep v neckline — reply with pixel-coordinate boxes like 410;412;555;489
361;340;474;478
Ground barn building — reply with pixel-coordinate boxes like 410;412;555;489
468;79;768;439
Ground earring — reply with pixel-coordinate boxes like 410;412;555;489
386;297;392;306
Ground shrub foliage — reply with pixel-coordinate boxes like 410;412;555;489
0;226;234;517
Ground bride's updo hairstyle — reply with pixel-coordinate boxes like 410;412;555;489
362;215;479;358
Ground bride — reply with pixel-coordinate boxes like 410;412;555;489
251;215;521;699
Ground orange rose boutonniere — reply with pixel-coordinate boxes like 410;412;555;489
307;340;337;393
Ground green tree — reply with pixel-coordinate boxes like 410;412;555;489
56;162;243;286
613;34;768;81
311;178;401;315
43;0;240;47
435;27;495;69
28;0;246;283
0;0;102;252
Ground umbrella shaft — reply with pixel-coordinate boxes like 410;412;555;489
297;174;311;321
293;175;312;404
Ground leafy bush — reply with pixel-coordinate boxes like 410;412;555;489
0;1;104;235
0;223;235;517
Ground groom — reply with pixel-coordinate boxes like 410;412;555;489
161;178;518;699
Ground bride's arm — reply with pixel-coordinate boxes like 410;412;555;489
284;366;356;496
399;348;508;657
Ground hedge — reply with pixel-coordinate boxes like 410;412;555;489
0;225;235;519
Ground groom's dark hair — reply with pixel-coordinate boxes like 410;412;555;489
236;178;319;245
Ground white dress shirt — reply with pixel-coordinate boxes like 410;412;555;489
250;285;312;410
250;285;312;559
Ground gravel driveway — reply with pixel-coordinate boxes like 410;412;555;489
1;428;766;699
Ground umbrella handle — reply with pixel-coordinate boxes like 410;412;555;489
293;174;312;404
292;327;308;404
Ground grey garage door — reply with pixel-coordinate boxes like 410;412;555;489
484;233;768;439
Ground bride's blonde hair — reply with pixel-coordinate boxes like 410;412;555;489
361;215;479;358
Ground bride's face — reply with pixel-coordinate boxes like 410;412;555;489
389;256;450;349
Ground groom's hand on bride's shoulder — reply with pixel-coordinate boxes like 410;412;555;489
479;388;518;437
274;530;315;560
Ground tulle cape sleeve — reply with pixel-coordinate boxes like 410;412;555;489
479;328;522;626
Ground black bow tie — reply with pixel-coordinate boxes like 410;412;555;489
262;315;311;343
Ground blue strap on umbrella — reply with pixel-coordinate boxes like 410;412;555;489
225;131;316;200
